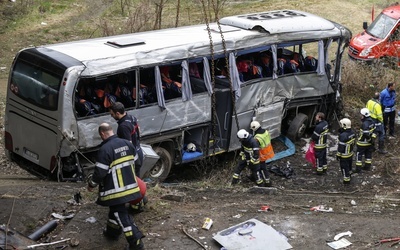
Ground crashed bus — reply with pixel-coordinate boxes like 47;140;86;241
4;10;351;182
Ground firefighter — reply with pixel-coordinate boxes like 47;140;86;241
231;129;264;187
366;92;387;154
355;108;376;173
250;121;275;187
311;112;329;175
87;123;144;250
336;118;356;184
110;102;147;214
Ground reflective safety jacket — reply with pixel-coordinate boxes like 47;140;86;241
366;98;383;123
91;135;141;207
357;117;376;147
254;128;275;161
240;134;260;162
336;128;355;159
311;120;328;150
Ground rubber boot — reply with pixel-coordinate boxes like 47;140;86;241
127;239;144;250
343;176;351;185
264;178;272;187
353;166;362;174
231;178;240;185
363;163;371;171
378;141;388;154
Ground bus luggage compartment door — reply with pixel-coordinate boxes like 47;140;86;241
7;112;57;170
140;144;160;178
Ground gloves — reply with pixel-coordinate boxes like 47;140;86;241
336;155;340;161
239;151;246;161
250;157;260;164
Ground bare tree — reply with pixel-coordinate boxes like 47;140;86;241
152;0;168;30
175;0;180;27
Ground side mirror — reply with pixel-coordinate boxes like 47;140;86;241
363;22;368;30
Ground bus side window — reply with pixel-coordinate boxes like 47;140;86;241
304;56;318;72
115;73;135;108
75;78;102;117
139;68;157;105
237;55;262;81
257;53;273;78
189;62;207;94
160;65;182;100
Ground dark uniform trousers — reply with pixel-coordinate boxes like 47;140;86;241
106;203;144;245
315;148;327;173
356;146;373;171
339;158;352;182
233;159;263;186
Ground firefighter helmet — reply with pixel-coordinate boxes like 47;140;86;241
237;129;249;139
339;118;351;129
360;108;370;117
250;121;261;131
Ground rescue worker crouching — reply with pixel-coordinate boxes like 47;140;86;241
336;118;355;184
250;121;275;187
355;108;376;173
311;112;329;175
231;129;264;187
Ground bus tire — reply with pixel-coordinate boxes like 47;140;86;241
287;113;308;141
149;147;172;183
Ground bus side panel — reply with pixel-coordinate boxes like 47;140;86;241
272;74;333;100
6;111;58;170
234;74;332;115
76;93;212;149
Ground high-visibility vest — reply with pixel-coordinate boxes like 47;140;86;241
254;130;275;161
366;99;383;123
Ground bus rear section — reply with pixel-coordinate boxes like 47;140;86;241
4;48;83;179
348;4;400;66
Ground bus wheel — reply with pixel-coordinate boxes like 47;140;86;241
287;113;308;141
149;147;172;183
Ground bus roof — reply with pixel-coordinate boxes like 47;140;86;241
37;9;350;76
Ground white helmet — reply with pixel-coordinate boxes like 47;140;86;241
360;108;370;117
187;142;196;152
339;118;351;129
250;121;261;131
237;129;249;139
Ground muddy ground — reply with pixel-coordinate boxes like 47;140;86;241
1;130;400;250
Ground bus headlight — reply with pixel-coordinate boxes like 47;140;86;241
359;48;371;57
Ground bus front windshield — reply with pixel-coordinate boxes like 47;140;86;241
367;13;397;39
10;60;62;110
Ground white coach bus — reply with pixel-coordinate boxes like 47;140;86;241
4;10;351;182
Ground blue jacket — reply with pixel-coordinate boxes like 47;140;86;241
380;87;396;112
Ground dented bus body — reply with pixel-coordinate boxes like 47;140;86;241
4;10;351;182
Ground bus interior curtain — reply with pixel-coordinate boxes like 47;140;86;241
155;66;166;109
271;45;278;79
181;60;192;101
228;52;242;101
203;57;213;96
317;40;326;76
